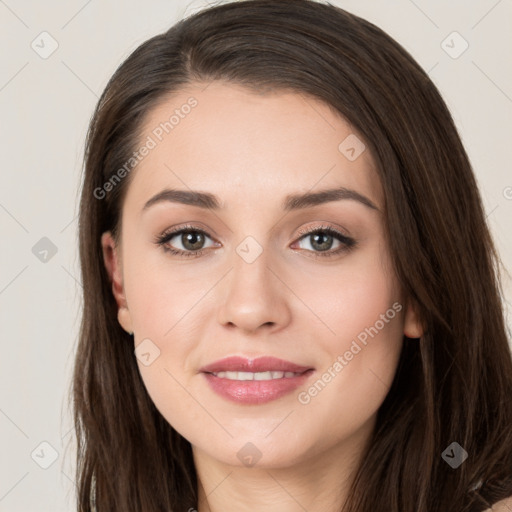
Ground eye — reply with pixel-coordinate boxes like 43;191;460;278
154;223;357;259
292;224;356;258
154;224;218;258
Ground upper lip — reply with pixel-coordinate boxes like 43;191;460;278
200;356;313;374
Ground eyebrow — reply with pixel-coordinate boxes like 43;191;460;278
142;186;379;213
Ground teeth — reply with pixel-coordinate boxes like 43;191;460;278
212;371;301;380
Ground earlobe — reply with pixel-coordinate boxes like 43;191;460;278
403;297;424;339
118;306;134;335
101;231;133;335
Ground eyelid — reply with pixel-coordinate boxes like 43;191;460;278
295;222;352;239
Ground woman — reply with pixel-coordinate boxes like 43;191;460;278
71;0;512;510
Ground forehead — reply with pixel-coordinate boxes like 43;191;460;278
125;81;383;212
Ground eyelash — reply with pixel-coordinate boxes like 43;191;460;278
154;223;357;259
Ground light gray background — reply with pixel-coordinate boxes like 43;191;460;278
0;0;511;510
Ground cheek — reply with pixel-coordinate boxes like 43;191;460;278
293;241;402;348
122;251;211;436
293;245;404;416
123;245;202;337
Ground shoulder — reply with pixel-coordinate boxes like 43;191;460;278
483;496;512;511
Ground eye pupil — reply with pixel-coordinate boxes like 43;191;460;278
311;233;333;251
183;231;204;250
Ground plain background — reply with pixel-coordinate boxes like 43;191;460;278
0;0;511;510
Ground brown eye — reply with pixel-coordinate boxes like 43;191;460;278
294;225;356;258
179;231;206;251
155;225;217;257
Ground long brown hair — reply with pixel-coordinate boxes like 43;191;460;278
70;0;512;510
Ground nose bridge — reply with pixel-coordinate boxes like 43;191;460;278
216;232;290;332
230;233;274;299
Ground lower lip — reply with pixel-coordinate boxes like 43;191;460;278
202;370;314;404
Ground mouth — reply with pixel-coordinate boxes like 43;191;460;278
200;355;313;374
200;356;315;404
210;370;305;380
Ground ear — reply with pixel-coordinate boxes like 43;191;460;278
403;297;424;339
101;231;133;335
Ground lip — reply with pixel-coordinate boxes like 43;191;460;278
200;356;315;405
200;356;313;374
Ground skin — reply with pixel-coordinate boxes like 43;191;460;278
102;81;424;512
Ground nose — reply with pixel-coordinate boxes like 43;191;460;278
216;243;292;335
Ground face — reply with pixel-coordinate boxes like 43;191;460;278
102;81;423;470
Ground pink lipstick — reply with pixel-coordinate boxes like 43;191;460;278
200;356;314;404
